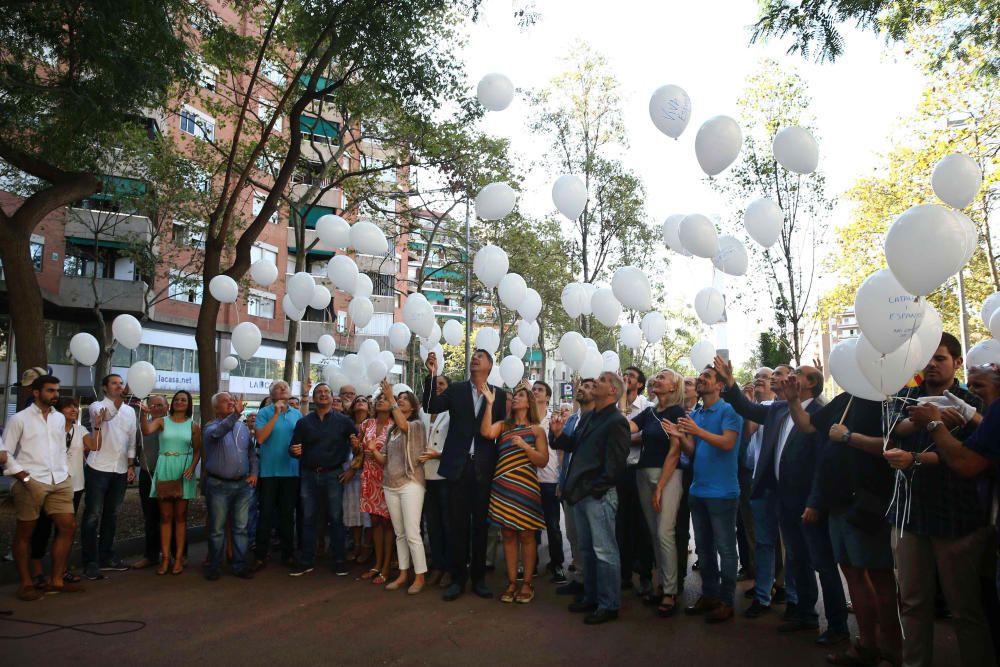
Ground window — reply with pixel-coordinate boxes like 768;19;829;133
30;241;43;271
336;310;347;333
172;220;206;249
252;191;278;224
198;64;218;91
286;256;296;276
179;105;215;141
262;59;285;85
250;244;277;266
357;312;392;336
63;245;116;279
168;269;202;304
112;343;199;373
258;99;283;133
247;292;275;319
366;272;395;296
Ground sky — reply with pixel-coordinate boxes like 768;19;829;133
456;0;927;367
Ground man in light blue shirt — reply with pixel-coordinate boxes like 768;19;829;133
253;381;301;568
668;365;743;623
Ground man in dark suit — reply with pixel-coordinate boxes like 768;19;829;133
423;348;507;602
714;356;849;645
550;371;631;625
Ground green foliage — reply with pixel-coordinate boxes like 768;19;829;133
752;329;795;369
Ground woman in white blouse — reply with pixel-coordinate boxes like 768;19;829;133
28;396;98;587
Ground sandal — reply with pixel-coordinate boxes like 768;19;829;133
157;562;169;576
361;568;380;581
514;583;535;604
171;561;184;575
372;573;386;585
16;585;43;602
656;595;677;617
63;571;83;584
500;582;518;604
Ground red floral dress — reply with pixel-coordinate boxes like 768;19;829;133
359;418;390;518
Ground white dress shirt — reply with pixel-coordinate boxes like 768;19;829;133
66;425;89;492
626;394;651;465
469;383;484;457
87;400;137;474
747;400;774;474
775;398;812;481
423;411;450;481
1;403;69;484
536;408;559;483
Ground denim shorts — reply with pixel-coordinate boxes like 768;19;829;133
828;509;893;570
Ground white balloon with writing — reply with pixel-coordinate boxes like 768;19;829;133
648;84;691;139
853;268;925;355
694;116;742;176
932;153;982;210
772;126;819;175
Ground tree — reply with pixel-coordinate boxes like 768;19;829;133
0;0;196;388
527;41;658;336
751;0;1000;77
751;329;795;370
819;34;998;347
657;307;702;376
709;59;834;364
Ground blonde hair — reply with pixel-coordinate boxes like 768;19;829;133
652;368;685;409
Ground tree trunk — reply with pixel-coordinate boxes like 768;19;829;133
195;296;221;423
0;228;46;403
284;319;299;383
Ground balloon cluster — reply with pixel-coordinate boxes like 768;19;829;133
321;337;397;397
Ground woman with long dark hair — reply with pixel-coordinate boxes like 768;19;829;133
355;393;394;585
141;390;201;575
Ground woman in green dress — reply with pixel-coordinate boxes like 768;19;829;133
141;390;201;575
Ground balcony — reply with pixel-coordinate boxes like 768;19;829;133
55;276;147;313
354;253;398;275
432;302;465;318
64;207;152;245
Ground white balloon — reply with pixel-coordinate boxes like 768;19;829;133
967;339;1000;368
827;338;884;401
885;204;966;296
341;354;363;379
913;304;943;368
442;319;463;347
743;198;783;248
712;235;749;276
981;292;1000;328
475;327;500;354
517;319;539;347
282;294;305;322
316;214;351;249
499;355;525;387
476;72;514;112
209;274;239;304
69;332;100;366
472;244;509;288
661;214;692;257
422;320;442;345
620;323;642;350
379;350;396;372
127;361;156;399
509;337;528;359
641;311;667;344
250;259;279;287
388;322;412;352
221;355;239;372
561;283;589;319
951;210;978;267
317;334;337;357
559;331;587;371
349;297;374;328
419;342;445;364
853;269;925;355
689;340;716;372
989;309;1000;340
475;183;517;221
349;220;389;256
551;174;588;220
366;359;388;383
579;348;604;380
287;271;316;310
772;126;819;175
112;314;142;350
231;322;261;360
855;334;924;397
694;287;726;325
498;273;527;309
591;288;622;327
932;153;982;209
584;337;599;351
602;350;621;373
517;288;542;322
309;284;332;311
648;84;691;139
402;292;429;318
611;266;652;312
406;307;436;340
579;283;597;316
326;255;359;291
487;365;503;387
694;115;742;176
678;214;719;258
352;273;374;299
325;370;349;394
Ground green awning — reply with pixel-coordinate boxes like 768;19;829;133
301;115;340;140
91;175;147;201
299;75;333;92
423;290;445;303
422;267;463;281
287;246;335;258
66;237;133;250
296;204;337;230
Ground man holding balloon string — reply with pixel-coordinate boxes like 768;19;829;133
881;332;996;667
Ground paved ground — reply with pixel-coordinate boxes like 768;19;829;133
0;543;962;666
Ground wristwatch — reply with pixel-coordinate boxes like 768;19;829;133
20;474;31;483
926;420;943;432
839;430;852;444
911;452;923;468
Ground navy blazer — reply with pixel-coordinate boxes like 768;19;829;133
422;375;506;481
722;384;823;504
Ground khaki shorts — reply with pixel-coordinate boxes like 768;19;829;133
11;477;75;521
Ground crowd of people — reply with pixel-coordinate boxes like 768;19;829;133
2;332;1000;666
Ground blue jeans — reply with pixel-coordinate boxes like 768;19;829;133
574;489;621;611
299;469;345;566
751;490;780;604
690;495;739;605
205;476;254;574
794;508;849;632
81;467;128;566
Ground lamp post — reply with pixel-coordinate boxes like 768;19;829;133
464;197;472;374
945;111;976;357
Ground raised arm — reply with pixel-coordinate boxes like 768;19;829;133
479;384;505;440
714;355;771;425
780;376;816;434
255;402;286;444
422;352;452;415
202;412;240;445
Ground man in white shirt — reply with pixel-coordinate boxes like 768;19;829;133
533;380;567;584
1;374;83;601
81;373;137;579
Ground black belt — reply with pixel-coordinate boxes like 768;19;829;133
207;472;246;482
302;465;341;473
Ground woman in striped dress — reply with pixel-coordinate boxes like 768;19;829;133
480;383;549;604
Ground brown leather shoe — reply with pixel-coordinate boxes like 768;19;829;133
706;603;734;623
684;596;721;615
16;585;43;602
